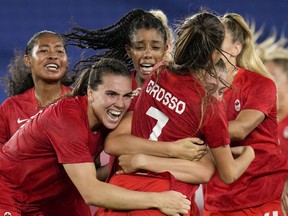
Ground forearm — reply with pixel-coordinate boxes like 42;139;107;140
231;147;254;180
105;135;173;157
134;154;215;184
87;180;159;209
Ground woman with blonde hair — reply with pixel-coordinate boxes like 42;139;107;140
203;13;288;216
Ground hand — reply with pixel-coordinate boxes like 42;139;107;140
281;177;288;215
156;191;191;216
171;137;207;161
116;154;139;174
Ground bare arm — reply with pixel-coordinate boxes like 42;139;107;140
117;153;215;184
281;176;288;215
210;144;254;184
105;112;206;161
63;162;190;215
229;109;265;141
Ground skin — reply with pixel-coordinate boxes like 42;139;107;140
105;50;254;185
63;74;190;215
23;33;68;107
105;30;212;185
107;112;214;184
126;28;168;87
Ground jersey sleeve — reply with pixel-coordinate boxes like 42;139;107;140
44;101;93;164
242;77;276;115
0;103;9;144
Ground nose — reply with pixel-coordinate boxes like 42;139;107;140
114;96;125;109
143;48;153;58
48;50;58;59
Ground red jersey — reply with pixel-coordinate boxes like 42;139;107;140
0;85;71;144
278;114;288;157
105;68;230;215
0;96;108;215
203;68;288;211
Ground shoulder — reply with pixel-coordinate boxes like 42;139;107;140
237;68;275;89
1;88;34;108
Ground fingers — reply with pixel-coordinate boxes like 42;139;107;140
116;170;125;175
187;137;205;145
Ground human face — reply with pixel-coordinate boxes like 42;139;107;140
87;74;132;130
206;69;228;101
265;60;288;108
24;33;68;83
126;28;168;86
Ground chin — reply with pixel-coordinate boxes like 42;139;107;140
105;121;120;130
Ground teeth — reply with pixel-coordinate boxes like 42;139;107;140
110;110;121;116
46;64;58;69
141;64;154;68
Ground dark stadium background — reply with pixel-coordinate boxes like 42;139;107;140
0;0;287;103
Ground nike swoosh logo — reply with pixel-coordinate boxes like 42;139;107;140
17;118;29;124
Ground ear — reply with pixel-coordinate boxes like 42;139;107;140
87;86;94;102
125;44;132;57
212;50;221;64
233;41;242;57
23;54;32;67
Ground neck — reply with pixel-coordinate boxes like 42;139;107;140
34;81;63;107
135;73;145;87
226;65;238;84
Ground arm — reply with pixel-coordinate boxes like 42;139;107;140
105;112;207;161
229;109;265;141
281;176;288;215
210;144;254;184
117;153;215;184
63;162;190;215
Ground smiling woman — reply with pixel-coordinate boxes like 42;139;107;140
0;30;73;145
0;30;84;215
0;57;191;215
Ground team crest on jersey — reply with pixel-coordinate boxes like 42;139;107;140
234;99;241;112
283;126;288;139
4;212;12;216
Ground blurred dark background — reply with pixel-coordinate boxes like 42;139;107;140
1;0;287;103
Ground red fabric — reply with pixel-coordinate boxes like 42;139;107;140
203;199;283;216
278;114;288;157
204;68;288;211
0;85;71;144
103;68;230;215
0;96;106;215
0;209;21;216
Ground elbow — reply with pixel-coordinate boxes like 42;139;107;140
200;172;214;183
104;138;117;156
201;165;215;183
219;173;237;185
81;193;95;205
231;129;247;141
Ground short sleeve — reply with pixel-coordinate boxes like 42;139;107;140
242;78;276;115
44;100;93;164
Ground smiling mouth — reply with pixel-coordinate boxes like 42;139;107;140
107;110;121;120
140;63;154;74
46;63;59;71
